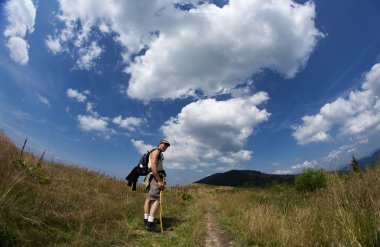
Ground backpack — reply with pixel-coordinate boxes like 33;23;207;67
136;149;154;176
125;148;161;191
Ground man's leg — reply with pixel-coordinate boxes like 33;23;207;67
146;199;160;232
144;199;151;226
149;200;160;218
145;179;161;232
148;199;160;224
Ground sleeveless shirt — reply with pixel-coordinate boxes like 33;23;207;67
148;149;164;171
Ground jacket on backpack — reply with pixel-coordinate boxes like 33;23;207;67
125;166;140;191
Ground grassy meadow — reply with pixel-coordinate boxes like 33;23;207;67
213;169;380;246
0;132;204;246
1;131;380;246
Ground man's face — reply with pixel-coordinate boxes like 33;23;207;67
159;143;169;152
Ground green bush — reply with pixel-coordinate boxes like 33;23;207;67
295;168;327;192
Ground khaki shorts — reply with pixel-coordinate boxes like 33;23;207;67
146;178;161;201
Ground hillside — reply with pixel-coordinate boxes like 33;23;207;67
0;132;203;246
194;169;295;187
358;148;380;169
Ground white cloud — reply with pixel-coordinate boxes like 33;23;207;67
112;115;145;131
131;139;155;155
5;36;30;65
85;102;99;116
292;114;332;145
324;144;356;165
274;169;293;175
275;160;318;174
218;150;253;165
291;160;317;170
45;35;62;54
78;115;108;132
126;0;323;100
66;88;87;102
36;93;51;107
142;92;270;170
293;63;380;145
76;41;102;70
49;0;322;97
3;0;36;65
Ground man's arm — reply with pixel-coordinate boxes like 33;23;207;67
150;150;165;188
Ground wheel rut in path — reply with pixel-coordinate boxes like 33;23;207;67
204;201;234;247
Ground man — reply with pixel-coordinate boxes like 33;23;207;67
144;139;170;232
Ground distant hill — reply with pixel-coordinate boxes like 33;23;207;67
358;148;380;169
340;148;380;171
194;169;295;187
195;148;380;187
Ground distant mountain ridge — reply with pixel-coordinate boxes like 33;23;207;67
340;148;380;171
195;148;380;187
194;169;295;187
358;148;380;169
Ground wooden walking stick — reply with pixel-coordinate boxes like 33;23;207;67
160;190;163;234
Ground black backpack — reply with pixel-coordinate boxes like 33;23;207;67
125;149;161;191
136;149;155;176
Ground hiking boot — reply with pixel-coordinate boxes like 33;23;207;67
145;221;160;233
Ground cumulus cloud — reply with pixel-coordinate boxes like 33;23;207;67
45;35;62;54
3;0;36;65
5;36;30;65
48;0;321;97
76;41;102;70
67;89;144;135
131;139;155;154
78;115;108;132
218;150;252;165
112;115;145;131
127;0;322;100
275;160;318;174
132;92;270;171
66;88;87;102
293;63;380;145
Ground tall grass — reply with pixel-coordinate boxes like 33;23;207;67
214;168;380;246
0;132;203;246
3;130;379;246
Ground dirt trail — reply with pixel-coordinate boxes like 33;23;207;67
191;186;235;246
204;201;234;247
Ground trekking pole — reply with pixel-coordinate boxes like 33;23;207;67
160;190;163;234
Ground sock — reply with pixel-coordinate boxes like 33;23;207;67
144;214;149;220
148;215;155;223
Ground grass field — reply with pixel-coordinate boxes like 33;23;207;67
1;131;379;246
213;169;380;246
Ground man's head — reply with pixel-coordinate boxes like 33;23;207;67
158;139;170;152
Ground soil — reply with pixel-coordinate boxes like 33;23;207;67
204;202;234;247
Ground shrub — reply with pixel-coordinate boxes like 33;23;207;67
181;192;193;204
295;168;327;192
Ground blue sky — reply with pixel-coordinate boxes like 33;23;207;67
1;0;380;185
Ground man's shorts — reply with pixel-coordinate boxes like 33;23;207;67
146;178;160;201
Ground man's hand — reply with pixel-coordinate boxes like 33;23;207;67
158;181;165;190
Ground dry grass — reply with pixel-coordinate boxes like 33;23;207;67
2;130;379;246
214;168;380;246
0;132;203;246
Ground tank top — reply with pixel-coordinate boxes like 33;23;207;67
148;149;164;171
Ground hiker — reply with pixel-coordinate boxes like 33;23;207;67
143;139;170;232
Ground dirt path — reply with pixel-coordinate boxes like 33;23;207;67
204;202;234;247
